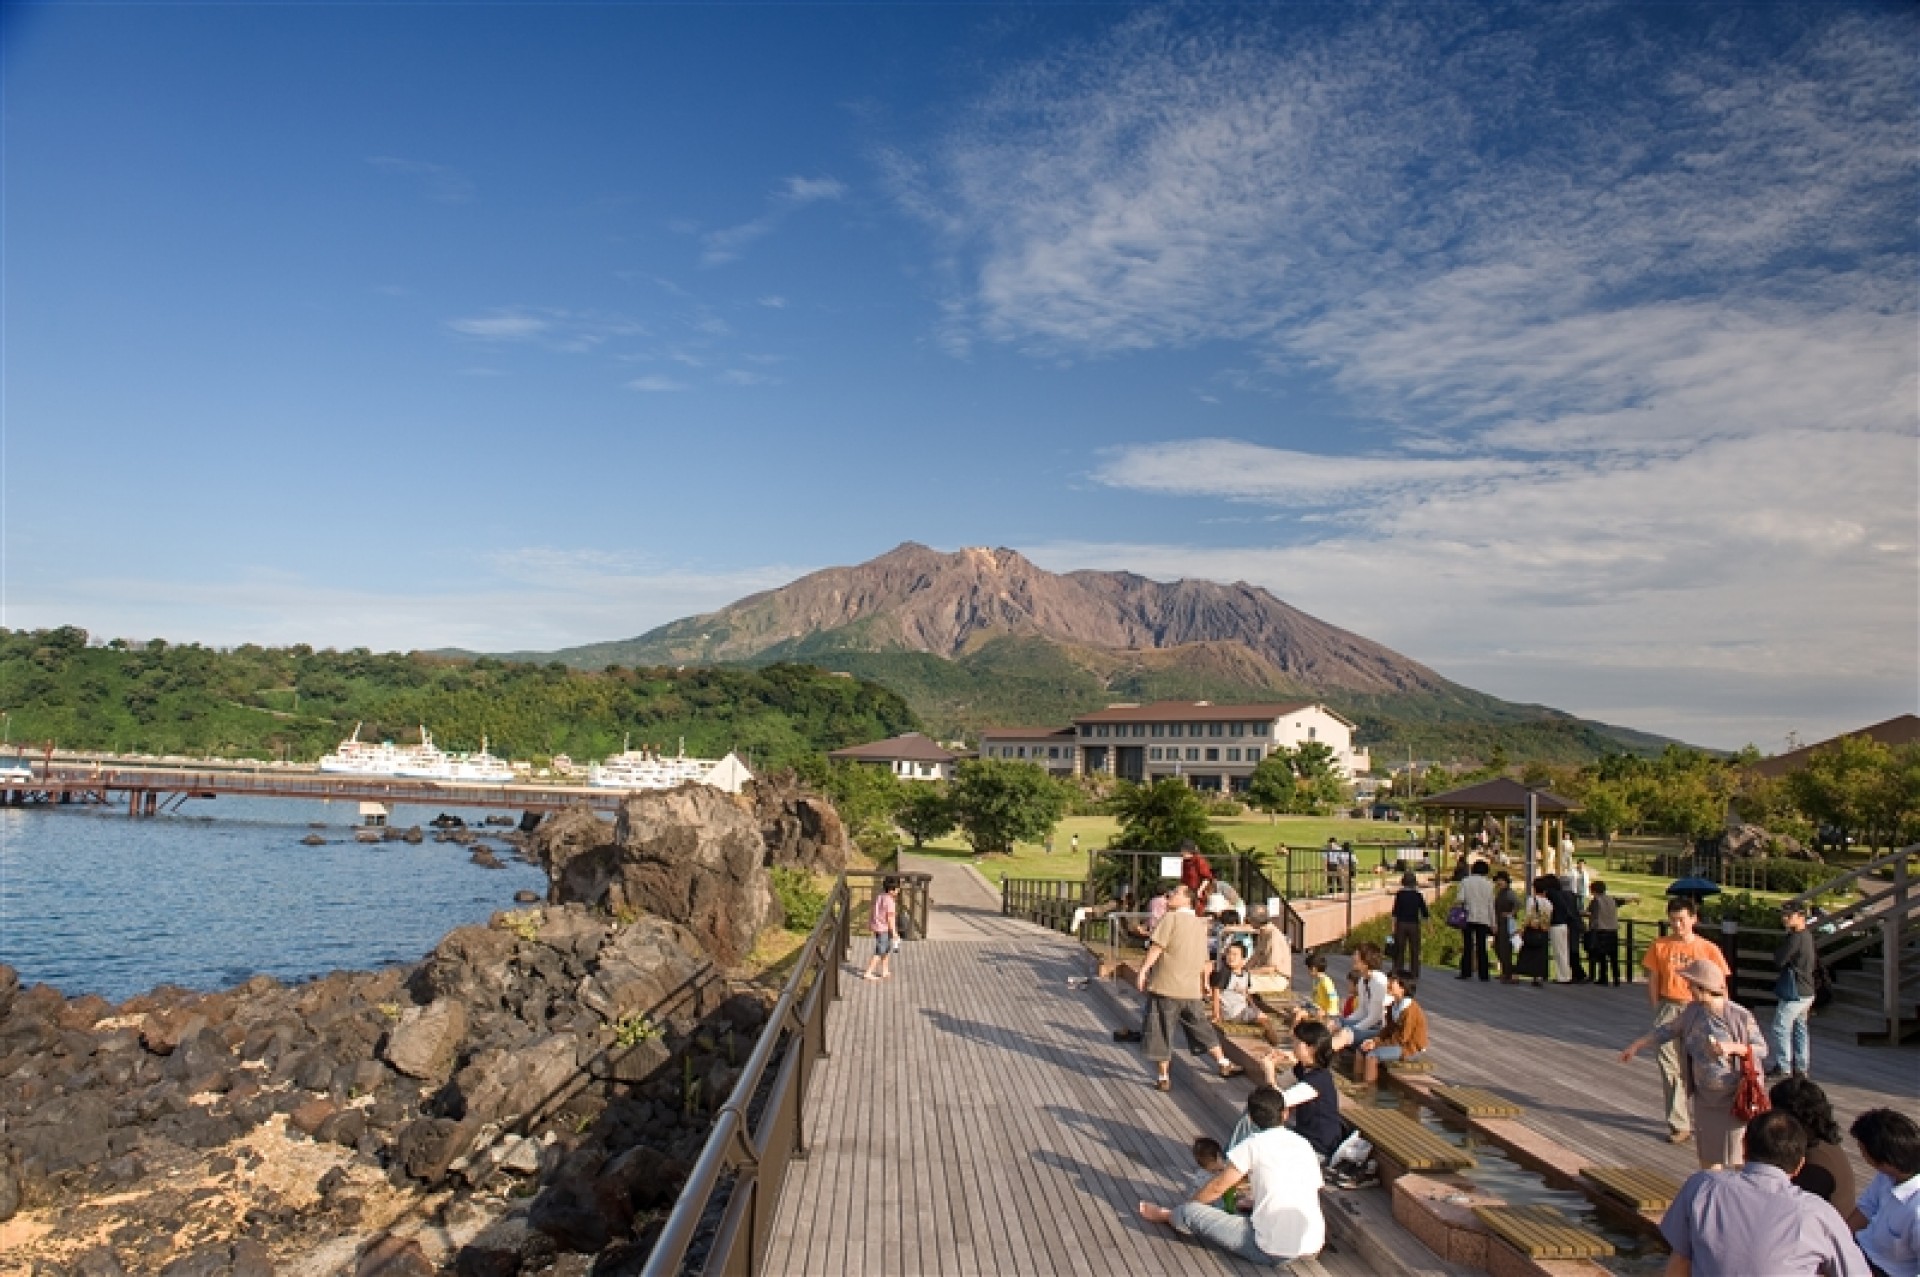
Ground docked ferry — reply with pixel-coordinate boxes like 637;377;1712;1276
319;725;515;784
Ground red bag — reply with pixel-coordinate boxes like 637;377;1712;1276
1732;1048;1771;1121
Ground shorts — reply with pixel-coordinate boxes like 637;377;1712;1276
873;933;897;956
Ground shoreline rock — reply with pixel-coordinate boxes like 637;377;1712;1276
0;779;844;1274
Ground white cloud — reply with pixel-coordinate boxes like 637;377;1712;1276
626;375;688;393
367;155;474;204
701;175;847;266
758;295;789;309
447;307;646;352
721;369;775;386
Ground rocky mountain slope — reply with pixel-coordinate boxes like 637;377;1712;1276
496;543;1675;762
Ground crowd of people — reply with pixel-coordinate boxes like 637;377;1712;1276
1109;849;1916;1276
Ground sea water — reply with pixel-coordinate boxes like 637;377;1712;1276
0;796;547;1002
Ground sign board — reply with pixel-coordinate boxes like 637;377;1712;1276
1159;856;1184;881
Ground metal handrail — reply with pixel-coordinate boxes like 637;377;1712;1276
640;874;855;1277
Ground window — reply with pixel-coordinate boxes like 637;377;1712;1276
1151;723;1164;738
1097;725;1110;738
1191;723;1205;737
1229;722;1243;737
1149;747;1163;761
1307;726;1317;741
1047;746;1059;759
1185;747;1200;762
1209;723;1224;738
1226;748;1241;762
1132;724;1146;737
1016;746;1027;758
1247;746;1262;760
1168;724;1183;738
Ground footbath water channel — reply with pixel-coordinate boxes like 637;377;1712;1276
1361;1087;1668;1274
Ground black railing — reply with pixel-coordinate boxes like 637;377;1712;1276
640;876;854;1277
845;870;932;942
1003;877;1088;933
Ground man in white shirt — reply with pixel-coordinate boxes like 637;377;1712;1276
1139;1086;1325;1267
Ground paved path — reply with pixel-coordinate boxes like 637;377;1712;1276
764;855;1371;1276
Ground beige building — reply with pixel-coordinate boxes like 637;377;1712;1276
825;732;965;781
975;726;1078;776
1064;700;1368;791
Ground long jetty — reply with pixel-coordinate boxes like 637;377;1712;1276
2;760;625;816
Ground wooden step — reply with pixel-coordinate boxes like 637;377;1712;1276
1580;1165;1683;1211
1473;1204;1615;1260
1432;1084;1521;1118
1344;1106;1476;1173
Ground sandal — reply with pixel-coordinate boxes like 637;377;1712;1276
1219;1063;1245;1079
1154;1077;1171;1092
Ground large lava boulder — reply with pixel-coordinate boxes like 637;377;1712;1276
549;788;777;967
751;770;850;875
528;806;615;889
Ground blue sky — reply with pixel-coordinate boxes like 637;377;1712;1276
5;2;1915;751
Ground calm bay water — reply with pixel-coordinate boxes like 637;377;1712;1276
0;796;547;1002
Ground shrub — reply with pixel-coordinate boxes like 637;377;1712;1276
1752;858;1835;894
1342;885;1464;969
770;867;828;933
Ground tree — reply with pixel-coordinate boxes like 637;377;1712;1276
1579;783;1636;863
1246;753;1299;820
895;786;955;849
1110;778;1229;858
798;760;905;855
947;759;1068;855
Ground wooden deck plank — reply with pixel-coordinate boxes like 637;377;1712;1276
768;859;1392;1276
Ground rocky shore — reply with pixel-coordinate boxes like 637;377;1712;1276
0;775;849;1276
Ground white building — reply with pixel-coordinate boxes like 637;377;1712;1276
1066;700;1369;791
825;732;965;782
975;726;1078;777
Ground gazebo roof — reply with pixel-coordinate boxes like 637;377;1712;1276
1415;777;1581;814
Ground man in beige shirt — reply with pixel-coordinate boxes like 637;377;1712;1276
1136;885;1246;1091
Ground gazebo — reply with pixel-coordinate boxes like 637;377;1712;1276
1415;778;1582;877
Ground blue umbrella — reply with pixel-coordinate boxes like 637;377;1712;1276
1666;877;1722;897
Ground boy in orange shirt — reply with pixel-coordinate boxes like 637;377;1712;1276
1640;897;1732;1143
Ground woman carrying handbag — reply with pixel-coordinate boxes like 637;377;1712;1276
1619;958;1769;1169
1514;881;1554;987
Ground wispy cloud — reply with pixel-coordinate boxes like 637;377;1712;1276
914;6;1917;746
757;295;789;309
627;375;688;393
701;174;847;266
367;155;474;204
446;307;647;353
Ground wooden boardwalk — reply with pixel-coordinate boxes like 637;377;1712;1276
1335;955;1916;1190
766;857;1374;1276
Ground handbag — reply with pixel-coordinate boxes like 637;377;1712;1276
1446;905;1470;928
1732;1046;1770;1121
1248;973;1291;996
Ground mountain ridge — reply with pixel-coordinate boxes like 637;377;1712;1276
468;542;1680;763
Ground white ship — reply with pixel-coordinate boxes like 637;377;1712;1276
321;725;515;784
318;724;409;776
588;737;752;794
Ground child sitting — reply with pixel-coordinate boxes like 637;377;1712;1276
1189;1136;1241;1213
1306;951;1338;1020
1360;970;1428;1071
1209;943;1269;1030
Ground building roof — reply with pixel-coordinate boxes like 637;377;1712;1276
1749;714;1920;779
1416;777;1581;814
1073;699;1351;727
826;732;960;764
977;725;1079;740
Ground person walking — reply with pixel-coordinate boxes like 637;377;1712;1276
1135;884;1245;1091
861;876;901;981
1457;860;1496;981
1640;898;1734;1145
1586;880;1621;986
1768;901;1818;1081
1390;872;1429;976
1492;870;1519;984
1620;958;1767;1169
1548;873;1586;983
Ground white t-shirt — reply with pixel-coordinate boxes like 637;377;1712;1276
1227;1125;1326;1259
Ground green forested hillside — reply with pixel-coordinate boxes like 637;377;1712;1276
0;627;919;766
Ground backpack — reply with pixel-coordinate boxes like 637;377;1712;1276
1811;956;1834;1010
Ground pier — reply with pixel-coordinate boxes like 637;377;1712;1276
1;760;627;816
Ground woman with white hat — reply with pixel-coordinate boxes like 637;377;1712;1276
1619;958;1769;1169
